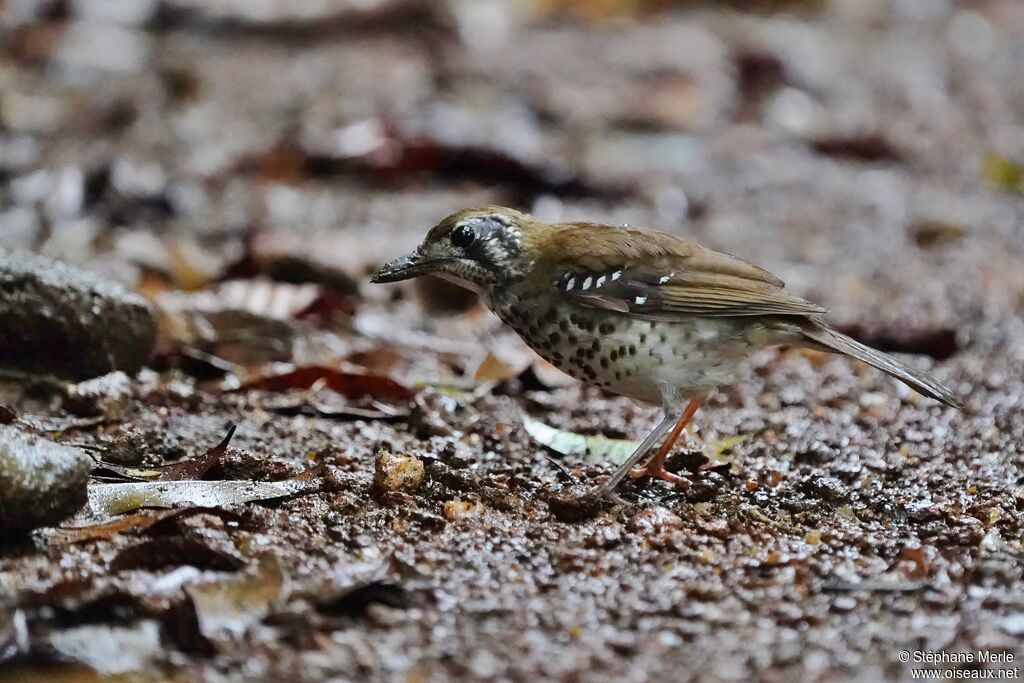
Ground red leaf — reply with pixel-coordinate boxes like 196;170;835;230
237;366;413;402
156;423;236;481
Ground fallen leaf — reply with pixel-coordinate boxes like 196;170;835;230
708;433;752;456
522;414;638;464
149;424;235;481
237;366;414;402
150;346;240;380
53;507;249;545
53;509;182;544
524;415;751;465
261;390;409;421
87;473;320;516
186;554;285;639
93;424;236;481
159;279;354;323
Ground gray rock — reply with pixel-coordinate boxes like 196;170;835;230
0;249;156;379
0;426;92;536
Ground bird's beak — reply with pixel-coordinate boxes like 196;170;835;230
370;252;439;284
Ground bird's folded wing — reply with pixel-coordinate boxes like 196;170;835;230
545;231;826;319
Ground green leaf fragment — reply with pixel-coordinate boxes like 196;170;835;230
522;414;751;465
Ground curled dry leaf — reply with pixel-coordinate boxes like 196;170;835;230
53;507;249;545
87;470;320;517
94;424;236;482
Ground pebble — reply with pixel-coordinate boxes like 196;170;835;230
628;506;684;534
0;426;92;535
0;249;156;379
373;449;425;493
443;500;481;521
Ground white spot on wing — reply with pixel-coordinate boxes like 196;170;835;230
634;295;647;305
658;275;670;284
566;277;575;291
596;275;606;287
612;271;621;280
582;276;592;290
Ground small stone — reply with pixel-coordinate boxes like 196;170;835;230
799;475;849;502
373;449;424;493
0;250;156;379
831;596;857;613
0;426;92;535
628;507;684;534
443;500;480;521
584;524;623;549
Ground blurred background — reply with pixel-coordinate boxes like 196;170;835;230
2;0;1023;329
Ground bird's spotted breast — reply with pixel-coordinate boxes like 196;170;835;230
490;293;760;405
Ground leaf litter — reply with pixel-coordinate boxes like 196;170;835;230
87;469;321;517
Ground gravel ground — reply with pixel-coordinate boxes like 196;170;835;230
1;1;1023;681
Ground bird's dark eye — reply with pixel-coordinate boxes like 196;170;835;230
451;225;476;249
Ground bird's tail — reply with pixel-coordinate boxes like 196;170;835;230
799;322;962;409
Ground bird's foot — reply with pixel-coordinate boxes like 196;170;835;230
628;462;692;489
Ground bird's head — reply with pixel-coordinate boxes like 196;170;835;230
371;206;540;292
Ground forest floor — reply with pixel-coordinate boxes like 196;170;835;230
1;1;1023;681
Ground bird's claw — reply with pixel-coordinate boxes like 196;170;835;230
628;463;692;489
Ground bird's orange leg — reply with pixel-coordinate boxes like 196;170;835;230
629;396;704;488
